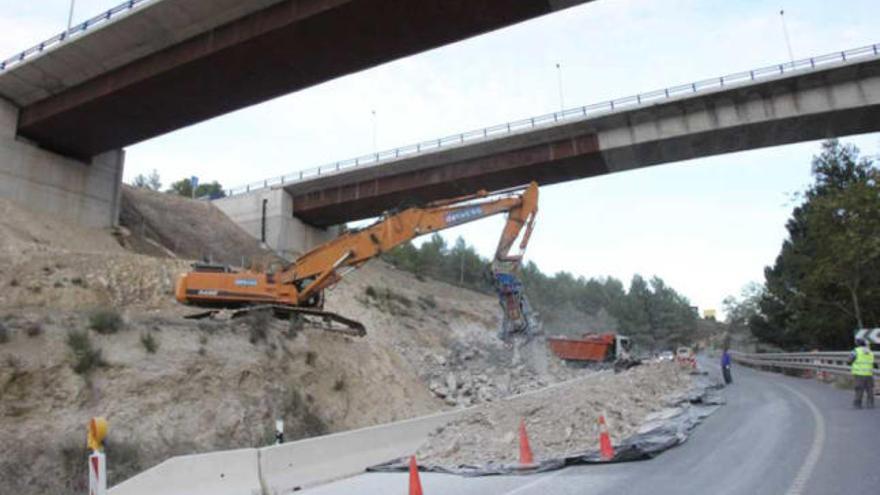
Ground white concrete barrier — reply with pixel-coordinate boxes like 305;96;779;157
259;408;467;494
109;448;262;495
109;374;605;494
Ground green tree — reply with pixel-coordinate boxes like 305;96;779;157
381;236;698;347
147;169;162;191
167;178;193;197
803;169;880;329
751;139;879;350
722;282;764;334
167;178;226;199
131;169;162;191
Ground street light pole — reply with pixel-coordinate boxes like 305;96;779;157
779;9;795;64
555;63;564;112
67;0;76;32
371;109;377;153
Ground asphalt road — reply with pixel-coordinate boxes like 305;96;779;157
303;362;880;495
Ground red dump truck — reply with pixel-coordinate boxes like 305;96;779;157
547;332;636;368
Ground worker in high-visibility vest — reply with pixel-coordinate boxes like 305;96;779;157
848;338;875;409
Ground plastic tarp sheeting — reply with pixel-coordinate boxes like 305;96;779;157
368;374;725;476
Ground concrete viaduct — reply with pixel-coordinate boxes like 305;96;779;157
213;46;880;256
0;0;589;228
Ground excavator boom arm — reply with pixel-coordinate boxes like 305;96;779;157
284;182;539;301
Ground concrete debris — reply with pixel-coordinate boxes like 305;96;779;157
415;362;692;468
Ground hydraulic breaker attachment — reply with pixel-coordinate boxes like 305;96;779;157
493;271;539;342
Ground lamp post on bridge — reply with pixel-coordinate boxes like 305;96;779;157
67;0;76;32
779;9;795;64
555;62;565;112
371;109;377;154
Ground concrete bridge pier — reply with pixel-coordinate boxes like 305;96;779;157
213;188;338;260
0;98;124;228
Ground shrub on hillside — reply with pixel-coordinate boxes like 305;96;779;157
66;331;106;375
25;322;43;337
89;309;124;334
140;332;158;354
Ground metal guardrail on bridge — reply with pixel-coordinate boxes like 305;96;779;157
0;0;157;71
732;351;879;378
224;42;880;197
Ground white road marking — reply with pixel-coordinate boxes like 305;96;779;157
502;469;565;495
777;381;826;495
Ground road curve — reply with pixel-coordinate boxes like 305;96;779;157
303;362;880;495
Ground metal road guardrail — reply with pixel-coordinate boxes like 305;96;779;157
0;0;156;72
732;351;879;378
225;42;880;197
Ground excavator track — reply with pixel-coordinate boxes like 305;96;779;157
185;304;366;337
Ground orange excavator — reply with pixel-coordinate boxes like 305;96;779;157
175;182;540;340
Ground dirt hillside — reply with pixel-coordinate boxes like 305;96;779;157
118;186;275;265
0;192;577;494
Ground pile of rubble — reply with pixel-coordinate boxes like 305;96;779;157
415;361;693;468
423;339;585;407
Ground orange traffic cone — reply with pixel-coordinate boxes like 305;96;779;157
519;419;535;466
408;456;423;495
598;415;615;461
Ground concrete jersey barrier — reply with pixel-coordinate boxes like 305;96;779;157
109;448;262;495
109;373;606;494
259;408;467;493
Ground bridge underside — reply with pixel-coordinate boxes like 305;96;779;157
288;59;880;226
12;0;588;158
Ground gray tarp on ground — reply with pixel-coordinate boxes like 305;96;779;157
368;374;725;476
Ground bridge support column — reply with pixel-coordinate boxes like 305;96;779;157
0;98;124;228
213;188;337;260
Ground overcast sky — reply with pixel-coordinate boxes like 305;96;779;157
2;0;879;316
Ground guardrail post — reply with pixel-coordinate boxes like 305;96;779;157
810;58;815;68
610;100;615;110
778;64;784;74
636;95;641;104
336;162;340;170
691;83;696;92
874;45;878;55
506;123;511;132
582;106;587;116
483;129;487;137
299;171;303;179
750;70;754;80
841;51;847;61
530;118;535;127
664;88;669;98
459;134;464;143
